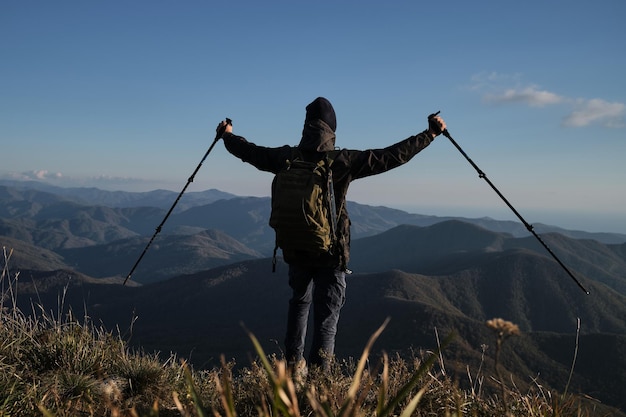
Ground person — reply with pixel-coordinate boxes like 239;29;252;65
215;97;446;371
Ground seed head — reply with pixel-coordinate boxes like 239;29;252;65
486;318;520;337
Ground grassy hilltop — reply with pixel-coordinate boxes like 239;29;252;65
1;266;620;416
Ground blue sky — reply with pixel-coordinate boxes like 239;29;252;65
2;1;625;233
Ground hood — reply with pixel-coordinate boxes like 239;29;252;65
305;97;336;132
298;119;336;152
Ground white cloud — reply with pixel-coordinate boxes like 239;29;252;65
485;86;565;107
469;72;523;92
562;98;625;128
471;72;625;128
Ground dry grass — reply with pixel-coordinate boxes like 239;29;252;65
0;247;608;417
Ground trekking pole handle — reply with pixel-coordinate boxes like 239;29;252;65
428;111;447;136
215;118;233;140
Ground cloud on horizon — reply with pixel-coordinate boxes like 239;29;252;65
7;170;64;181
1;170;172;191
471;72;625;128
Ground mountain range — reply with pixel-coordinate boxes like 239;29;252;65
1;180;626;413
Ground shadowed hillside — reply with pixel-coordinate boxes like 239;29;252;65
348;221;508;273
58;229;262;284
350;223;626;297
12;254;626;411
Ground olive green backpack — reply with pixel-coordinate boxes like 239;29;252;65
269;149;339;270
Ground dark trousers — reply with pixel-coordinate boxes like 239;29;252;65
284;264;346;369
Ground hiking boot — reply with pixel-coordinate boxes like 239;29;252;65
289;359;308;387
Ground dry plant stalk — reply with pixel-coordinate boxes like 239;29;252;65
486;318;520;416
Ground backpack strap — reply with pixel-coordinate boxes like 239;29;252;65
325;150;349;270
272;243;278;272
326;157;339;250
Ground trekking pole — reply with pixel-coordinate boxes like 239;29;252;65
123;118;232;286
430;112;589;295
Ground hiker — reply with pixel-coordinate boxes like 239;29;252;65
215;97;445;371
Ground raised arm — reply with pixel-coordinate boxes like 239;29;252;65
347;113;446;179
215;119;292;174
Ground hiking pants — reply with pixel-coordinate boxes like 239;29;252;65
284;264;346;369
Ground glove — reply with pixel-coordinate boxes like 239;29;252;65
215;118;233;139
427;112;445;136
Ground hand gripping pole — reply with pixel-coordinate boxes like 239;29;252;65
432;113;589;294
123;118;232;285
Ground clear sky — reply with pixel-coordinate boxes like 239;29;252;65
2;1;625;233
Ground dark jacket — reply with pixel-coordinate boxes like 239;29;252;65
222;119;436;269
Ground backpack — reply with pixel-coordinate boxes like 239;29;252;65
269;149;339;270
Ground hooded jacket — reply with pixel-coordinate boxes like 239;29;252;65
222;115;435;270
